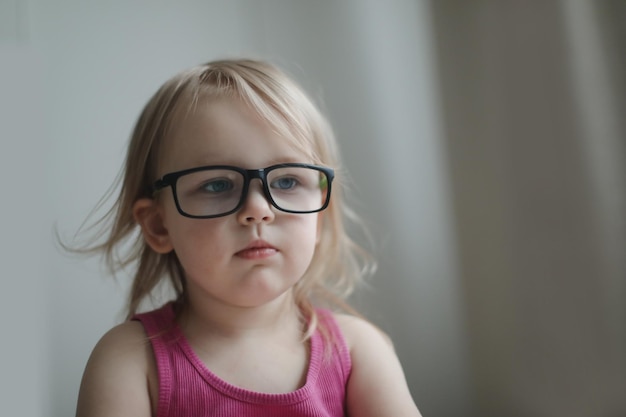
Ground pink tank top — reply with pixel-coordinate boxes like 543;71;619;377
133;303;351;416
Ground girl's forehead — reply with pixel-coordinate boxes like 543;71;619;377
158;97;316;171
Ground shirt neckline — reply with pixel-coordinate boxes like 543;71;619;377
164;303;323;405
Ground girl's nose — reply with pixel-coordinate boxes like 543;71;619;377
236;181;275;225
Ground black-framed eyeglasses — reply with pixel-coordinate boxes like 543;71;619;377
152;163;334;219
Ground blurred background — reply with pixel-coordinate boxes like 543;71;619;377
1;1;624;416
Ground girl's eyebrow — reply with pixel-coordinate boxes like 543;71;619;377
188;153;222;166
186;150;239;167
187;155;308;168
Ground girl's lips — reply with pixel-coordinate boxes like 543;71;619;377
235;240;278;259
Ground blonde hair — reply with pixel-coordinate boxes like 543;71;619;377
74;59;374;336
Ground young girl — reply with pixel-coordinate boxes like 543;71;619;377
75;59;421;416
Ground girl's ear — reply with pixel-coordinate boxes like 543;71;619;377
133;198;173;254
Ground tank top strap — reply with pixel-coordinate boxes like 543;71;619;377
315;308;352;380
132;303;178;416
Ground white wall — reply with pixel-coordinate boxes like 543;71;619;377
0;46;48;417
1;1;470;416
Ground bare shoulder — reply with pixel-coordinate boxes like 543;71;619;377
333;313;393;348
76;321;155;417
333;313;423;417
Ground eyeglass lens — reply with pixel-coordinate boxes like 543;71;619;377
173;166;328;217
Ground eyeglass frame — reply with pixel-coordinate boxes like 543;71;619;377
152;162;335;219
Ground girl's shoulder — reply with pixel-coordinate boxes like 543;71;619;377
331;313;394;351
84;320;153;368
76;321;156;417
91;320;153;359
331;313;422;416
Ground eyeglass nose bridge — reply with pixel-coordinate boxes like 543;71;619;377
238;168;275;209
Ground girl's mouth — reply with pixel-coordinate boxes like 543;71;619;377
235;240;278;259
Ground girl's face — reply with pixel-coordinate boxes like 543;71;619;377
136;97;321;311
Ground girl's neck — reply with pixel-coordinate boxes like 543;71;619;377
179;291;303;340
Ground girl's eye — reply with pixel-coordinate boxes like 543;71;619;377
201;179;234;193
270;176;298;190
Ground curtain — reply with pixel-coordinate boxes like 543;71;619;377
430;1;626;416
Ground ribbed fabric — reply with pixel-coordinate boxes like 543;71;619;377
133;303;351;416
